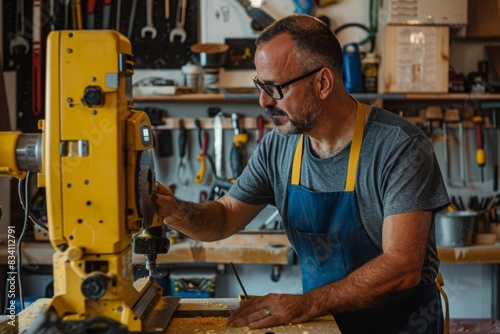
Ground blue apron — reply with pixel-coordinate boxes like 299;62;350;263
287;101;444;333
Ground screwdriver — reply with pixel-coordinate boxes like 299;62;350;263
492;110;498;192
473;115;486;182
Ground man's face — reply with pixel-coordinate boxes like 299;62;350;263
264;82;322;136
254;35;322;136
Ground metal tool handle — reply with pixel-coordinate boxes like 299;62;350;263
147;0;154;26
128;0;138;38
175;0;187;27
178;121;187;158
214;112;224;179
16;0;25;34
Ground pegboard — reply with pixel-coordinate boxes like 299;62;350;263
3;0;200;71
2;0;200;132
121;0;200;69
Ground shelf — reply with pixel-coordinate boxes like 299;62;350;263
437;243;500;263
0;233;293;266
134;232;292;265
133;92;500;103
153;116;274;130
2;239;499;266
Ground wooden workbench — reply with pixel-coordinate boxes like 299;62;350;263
5;297;340;334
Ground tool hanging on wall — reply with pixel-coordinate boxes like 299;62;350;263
492;109;499;191
32;0;43;117
442;109;451;184
73;0;83;29
473;114;486;183
128;0;138;38
169;0;187;43
213;111;225;180
230;113;249;180
443;109;465;187
457;112;466;187
87;0;97;29
194;131;209;183
141;0;158;39
103;0;112;28
115;0;122;30
177;119;190;186
333;0;377;52
10;0;30;57
234;0;275;31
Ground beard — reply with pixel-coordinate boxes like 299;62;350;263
265;91;322;136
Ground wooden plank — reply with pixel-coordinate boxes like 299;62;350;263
166;315;339;333
167;298;340;334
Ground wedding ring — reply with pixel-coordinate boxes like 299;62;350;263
263;308;271;317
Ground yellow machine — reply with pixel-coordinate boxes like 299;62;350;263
0;31;178;333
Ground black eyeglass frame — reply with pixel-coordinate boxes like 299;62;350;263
253;67;323;100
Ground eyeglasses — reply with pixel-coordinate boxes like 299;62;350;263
253;67;322;100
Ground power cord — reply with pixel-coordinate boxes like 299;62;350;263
16;171;31;311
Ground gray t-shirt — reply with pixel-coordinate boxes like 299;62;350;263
229;106;450;285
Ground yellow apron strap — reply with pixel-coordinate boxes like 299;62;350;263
436;272;450;334
291;135;304;185
291;100;365;189
344;101;365;192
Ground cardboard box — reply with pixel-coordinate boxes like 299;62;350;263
380;25;449;93
467;0;500;38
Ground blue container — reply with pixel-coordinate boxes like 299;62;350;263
342;43;363;93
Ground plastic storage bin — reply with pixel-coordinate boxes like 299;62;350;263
169;268;216;298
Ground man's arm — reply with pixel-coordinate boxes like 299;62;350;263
307;210;432;314
228;210;432;329
154;184;266;241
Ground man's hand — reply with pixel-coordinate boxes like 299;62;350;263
154;183;181;220
228;293;315;329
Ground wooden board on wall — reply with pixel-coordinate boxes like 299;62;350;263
381;25;450;93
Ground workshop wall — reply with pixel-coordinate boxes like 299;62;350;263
133;0;497;321
1;0;499;321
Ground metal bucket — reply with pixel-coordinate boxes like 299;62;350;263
435;211;477;247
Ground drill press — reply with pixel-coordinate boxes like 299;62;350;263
0;30;178;333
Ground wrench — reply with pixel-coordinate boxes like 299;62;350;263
169;0;187;43
141;0;157;39
127;0;138;38
10;0;30;55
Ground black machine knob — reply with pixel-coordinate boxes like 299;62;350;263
81;86;103;107
81;274;108;300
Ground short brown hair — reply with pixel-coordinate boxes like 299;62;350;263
256;14;343;76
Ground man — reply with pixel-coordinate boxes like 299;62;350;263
155;14;449;333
